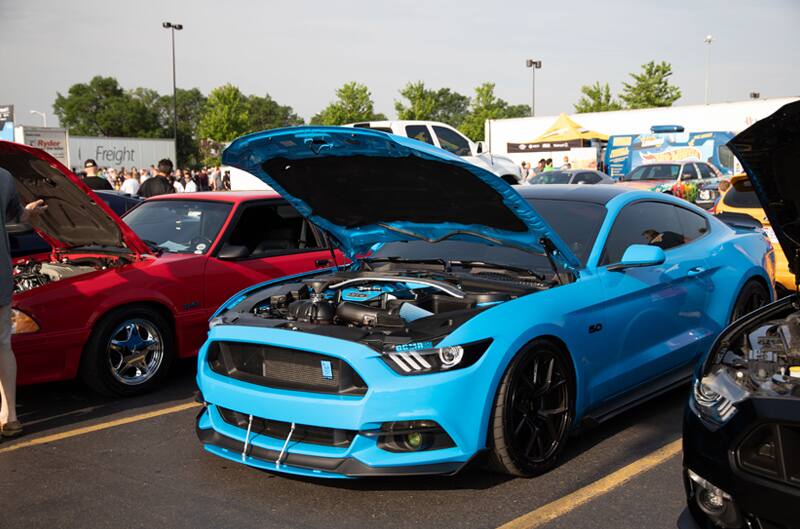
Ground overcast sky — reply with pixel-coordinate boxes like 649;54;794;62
1;0;798;128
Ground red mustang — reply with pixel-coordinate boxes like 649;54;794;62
2;141;340;395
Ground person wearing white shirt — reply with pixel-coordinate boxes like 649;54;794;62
121;174;140;195
184;178;197;193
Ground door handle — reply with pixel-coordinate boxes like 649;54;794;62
687;266;706;276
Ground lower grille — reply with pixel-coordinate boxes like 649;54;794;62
736;422;800;488
217;406;356;448
208;341;367;396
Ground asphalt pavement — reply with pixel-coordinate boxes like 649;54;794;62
1;360;700;529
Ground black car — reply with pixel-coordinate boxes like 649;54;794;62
9;190;142;257
683;102;800;529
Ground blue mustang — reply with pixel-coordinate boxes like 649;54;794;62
195;126;774;478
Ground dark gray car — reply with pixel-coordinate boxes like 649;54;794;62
528;169;614;185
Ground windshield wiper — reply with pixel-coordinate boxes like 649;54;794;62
362;256;451;270
447;260;546;282
140;239;164;254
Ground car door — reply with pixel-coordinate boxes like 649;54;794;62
573;172;601;185
592;200;713;403
203;200;337;312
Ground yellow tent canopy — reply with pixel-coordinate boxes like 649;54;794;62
507;114;608;153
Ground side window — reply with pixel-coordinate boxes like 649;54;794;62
574;172;600;184
405;125;434;145
601;202;685;265
674;207;710;242
226;203;320;257
696;163;714;179
681;164;698;180
432;126;472;156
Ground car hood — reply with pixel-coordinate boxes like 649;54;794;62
728;101;800;272
222;127;580;269
0;141;149;254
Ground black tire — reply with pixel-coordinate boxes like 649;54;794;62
81;305;175;397
730;279;770;323
486;339;574;477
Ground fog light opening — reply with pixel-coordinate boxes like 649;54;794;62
376;420;455;453
687;469;742;528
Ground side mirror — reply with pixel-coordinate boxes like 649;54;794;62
607;244;665;272
475;141;485;154
217;244;250;260
6;223;33;235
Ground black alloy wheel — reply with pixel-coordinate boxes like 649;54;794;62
488;339;573;477
730;280;770;323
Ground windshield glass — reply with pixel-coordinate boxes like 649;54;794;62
626;164;680;181
123;200;232;254
372;198;606;268
722;179;763;210
532;171;572;184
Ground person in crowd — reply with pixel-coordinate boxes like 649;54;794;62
222;170;231;190
81;159;113;190
520;161;530;180
173;169;186;193
183;171;198;193
543;158;555;172
0;167;47;438
561;156;571;170
211;166;223;191
196;168;209;191
533;159;546;175
120;169;141;195
139;158;175;198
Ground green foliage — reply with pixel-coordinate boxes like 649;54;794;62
394;82;470;126
573;82;623;113
310;82;386;125
247;93;304;132
197;84;250;144
53;76;163;138
458;83;530;141
156;88;207;167
619;61;682;109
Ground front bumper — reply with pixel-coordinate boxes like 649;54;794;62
195;325;497;478
683;398;800;528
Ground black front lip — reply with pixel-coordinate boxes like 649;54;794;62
683;399;800;528
195;412;472;478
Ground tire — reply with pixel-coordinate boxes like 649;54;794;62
486;339;574;477
81;305;175;397
730;279;770;323
501;175;519;185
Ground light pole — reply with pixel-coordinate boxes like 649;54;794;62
526;59;542;117
29;110;47;127
162;21;183;164
704;35;713;105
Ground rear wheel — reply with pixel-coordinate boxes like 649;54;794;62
730;280;770;323
487;339;573;477
81;306;175;397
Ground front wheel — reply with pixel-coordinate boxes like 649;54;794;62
487;339;573;477
81;306;175;397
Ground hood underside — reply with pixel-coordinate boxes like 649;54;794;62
728;101;800;272
222;127;579;269
0;141;148;254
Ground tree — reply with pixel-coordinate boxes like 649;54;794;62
156;88;207;167
196;84;251;165
53;76;162;138
247;93;303;132
394;82;470;126
573;82;623;113
619;61;682;109
310;82;386;125
458;83;530;141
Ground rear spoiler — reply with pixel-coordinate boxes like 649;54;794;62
715;212;763;231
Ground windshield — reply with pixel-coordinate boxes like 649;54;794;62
626;164;680;181
372;198;606;268
532;171;572;184
123;200;232;254
722;179;763;210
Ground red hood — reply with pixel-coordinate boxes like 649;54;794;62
0;141;149;255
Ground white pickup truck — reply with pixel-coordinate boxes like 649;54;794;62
346;120;522;184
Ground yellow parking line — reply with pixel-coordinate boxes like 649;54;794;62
0;401;201;455
496;439;682;529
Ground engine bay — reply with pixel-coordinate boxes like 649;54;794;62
712;309;800;398
13;256;123;294
215;265;551;349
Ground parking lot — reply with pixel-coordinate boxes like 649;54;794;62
2;359;698;529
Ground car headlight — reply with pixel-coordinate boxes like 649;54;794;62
381;339;492;375
690;369;749;426
11;309;39;334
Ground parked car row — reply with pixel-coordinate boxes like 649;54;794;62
4;101;798;529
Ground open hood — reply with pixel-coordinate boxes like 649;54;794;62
0;141;149;255
223;127;580;269
728;101;800;273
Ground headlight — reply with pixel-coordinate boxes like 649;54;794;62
381;339;492;375
697;189;717;201
690;369;749;426
11;309;39;334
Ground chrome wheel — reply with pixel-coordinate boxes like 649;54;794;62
107;319;164;386
505;350;570;465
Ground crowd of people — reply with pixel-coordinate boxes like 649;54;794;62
76;158;232;197
519;156;572;182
